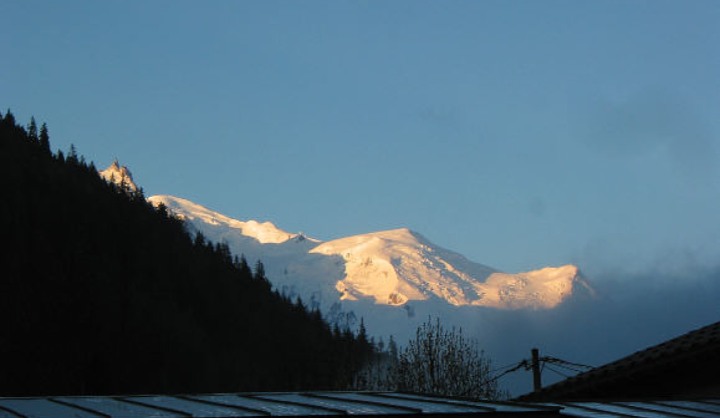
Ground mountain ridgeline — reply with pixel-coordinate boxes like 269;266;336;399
0;111;374;396
140;195;592;345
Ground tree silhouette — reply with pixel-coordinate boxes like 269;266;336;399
355;318;500;399
0;112;376;396
39;123;50;152
27;117;38;143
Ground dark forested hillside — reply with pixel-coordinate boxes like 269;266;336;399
0;111;373;396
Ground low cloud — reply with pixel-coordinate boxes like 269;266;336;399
466;258;720;396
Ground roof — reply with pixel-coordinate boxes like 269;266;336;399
541;400;720;418
518;321;720;401
0;391;559;418
2;392;720;418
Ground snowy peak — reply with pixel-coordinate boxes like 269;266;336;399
310;228;443;263
99;160;138;192
351;227;428;245
147;195;306;245
310;228;584;309
310;227;492;306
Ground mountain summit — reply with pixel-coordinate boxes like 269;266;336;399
99;159;138;192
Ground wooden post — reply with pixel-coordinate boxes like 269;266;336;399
532;348;542;392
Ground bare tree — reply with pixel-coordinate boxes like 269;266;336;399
355;317;501;399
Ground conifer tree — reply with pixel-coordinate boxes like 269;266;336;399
358;318;369;346
27;117;38;143
3;109;15;126
39;123;50;153
387;335;398;359
68;144;78;164
235;254;252;278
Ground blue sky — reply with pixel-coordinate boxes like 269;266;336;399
3;1;719;275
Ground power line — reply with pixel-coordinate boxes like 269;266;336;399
481;359;529;387
542;356;594;370
482;350;595;391
547;361;587;374
544;364;570;379
490;361;527;375
524;348;596;393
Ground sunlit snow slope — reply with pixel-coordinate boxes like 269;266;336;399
147;195;591;311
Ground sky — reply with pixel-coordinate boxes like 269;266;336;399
3;0;719;276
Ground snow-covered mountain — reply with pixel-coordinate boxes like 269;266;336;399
99;162;594;342
146;195;592;312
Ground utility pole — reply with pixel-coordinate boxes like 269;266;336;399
531;348;542;392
